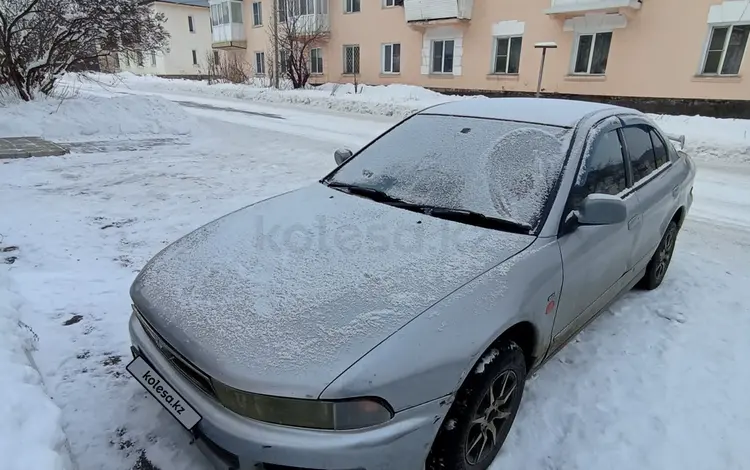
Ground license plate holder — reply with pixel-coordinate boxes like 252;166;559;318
127;355;202;430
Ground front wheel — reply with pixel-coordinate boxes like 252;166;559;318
639;220;678;290
426;341;526;470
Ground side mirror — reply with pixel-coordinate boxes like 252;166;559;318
576;194;628;226
334;148;353;166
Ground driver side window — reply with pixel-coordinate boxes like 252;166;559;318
568;129;628;211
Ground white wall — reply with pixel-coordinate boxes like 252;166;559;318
120;1;213;76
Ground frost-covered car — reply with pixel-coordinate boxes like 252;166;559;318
126;98;695;470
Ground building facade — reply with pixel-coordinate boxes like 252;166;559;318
120;0;214;77
209;0;750;104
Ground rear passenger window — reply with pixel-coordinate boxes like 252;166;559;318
622;126;657;182
649;130;668;167
569;129;628;210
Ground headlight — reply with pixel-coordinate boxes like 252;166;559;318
212;381;393;430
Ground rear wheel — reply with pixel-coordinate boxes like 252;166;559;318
426;341;526;470
639;220;678;290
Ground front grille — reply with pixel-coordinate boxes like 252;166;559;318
133;305;216;398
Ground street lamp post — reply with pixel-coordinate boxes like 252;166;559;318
534;42;557;98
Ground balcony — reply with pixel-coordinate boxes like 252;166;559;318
404;0;473;25
210;0;246;50
281;0;330;36
545;0;642;16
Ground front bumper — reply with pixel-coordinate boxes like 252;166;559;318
129;313;445;470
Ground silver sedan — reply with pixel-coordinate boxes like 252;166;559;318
126;98;695;470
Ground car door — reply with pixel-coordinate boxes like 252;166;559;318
618;120;683;273
550;118;641;350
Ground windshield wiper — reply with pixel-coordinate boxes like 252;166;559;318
424;207;532;234
326;182;413;206
325;182;532;234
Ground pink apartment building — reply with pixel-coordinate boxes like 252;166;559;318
208;0;750;103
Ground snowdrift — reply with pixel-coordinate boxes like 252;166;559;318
0;270;73;470
0;93;197;141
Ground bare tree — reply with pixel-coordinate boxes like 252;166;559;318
267;0;330;89
0;0;169;101
202;50;252;84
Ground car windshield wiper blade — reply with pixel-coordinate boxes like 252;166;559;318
326;182;532;234
424;207;532;234
326;182;413;206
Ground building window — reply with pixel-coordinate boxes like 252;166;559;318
252;2;263;25
573;32;612;75
382;43;400;73
280;49;290;74
431;39;455;74
188;15;195;32
255;51;266;74
213;50;220;64
345;0;360;13
212;1;243;25
123;53;130;67
492;36;522;74
383;0;396;6
151;51;157;66
136;51;144;67
278;0;287;21
702;25;750;75
343;45;360;74
311;47;323;74
192;50;198;65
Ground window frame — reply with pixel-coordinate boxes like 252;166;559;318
255;51;266;75
491;35;522;74
431;39;455;74
150;51;157;67
381;43;401;74
343;44;360;74
136;51;144;67
310;47;324;74
188;15;195;32
618;123;675;193
383;0;396;7
700;24;750;76
252;2;263;26
345;0;361;13
191;49;198;66
213;50;220;64
572;31;612;75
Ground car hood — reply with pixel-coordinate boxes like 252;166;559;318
131;183;533;399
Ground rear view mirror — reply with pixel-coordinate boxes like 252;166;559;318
576;194;627;226
334;148;353;166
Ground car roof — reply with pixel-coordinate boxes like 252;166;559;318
422;97;636;128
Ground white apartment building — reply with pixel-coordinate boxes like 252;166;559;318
120;0;214;77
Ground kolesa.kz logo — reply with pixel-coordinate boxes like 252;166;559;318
142;369;186;415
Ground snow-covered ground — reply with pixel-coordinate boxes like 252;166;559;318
2;78;750;470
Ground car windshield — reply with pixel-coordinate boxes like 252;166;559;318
326;114;573;229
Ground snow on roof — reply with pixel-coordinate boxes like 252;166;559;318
425;98;631;128
155;0;208;7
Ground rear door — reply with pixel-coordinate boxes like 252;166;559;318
551;118;640;348
619;119;683;271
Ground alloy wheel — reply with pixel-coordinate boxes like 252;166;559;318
654;227;676;282
464;370;518;465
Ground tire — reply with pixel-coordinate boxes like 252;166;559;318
426;341;526;470
639;220;679;290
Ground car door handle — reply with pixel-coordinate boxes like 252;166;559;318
672;185;680;198
628;214;642;230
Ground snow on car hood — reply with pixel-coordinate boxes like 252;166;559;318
131;183;533;399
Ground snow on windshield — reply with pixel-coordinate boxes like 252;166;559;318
330;114;572;227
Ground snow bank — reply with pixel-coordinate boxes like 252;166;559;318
66;72;475;119
0;93;197;141
650;113;750;164
0;270;72;470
